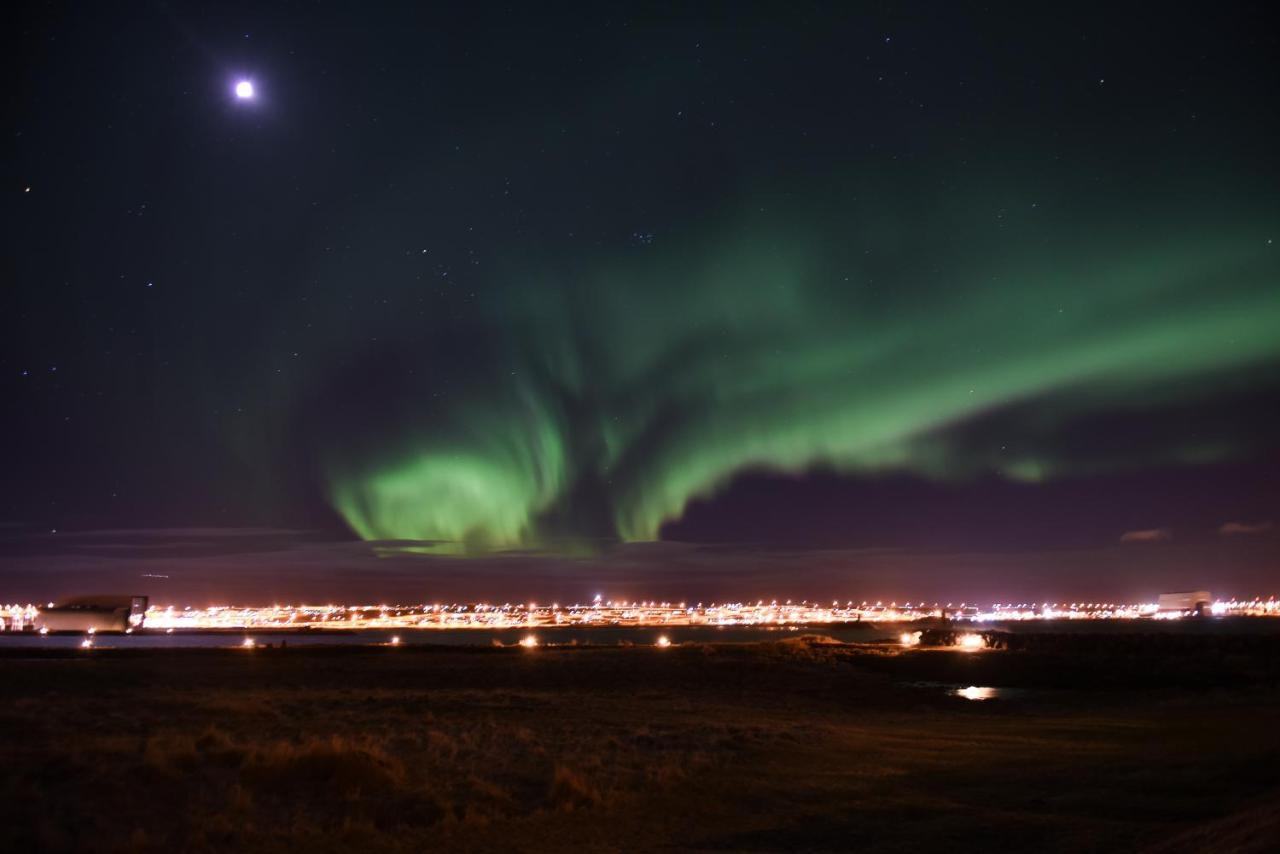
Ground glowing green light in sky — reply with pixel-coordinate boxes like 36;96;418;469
324;178;1280;552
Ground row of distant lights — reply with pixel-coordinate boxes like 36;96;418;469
71;632;677;650
34;596;1276;615
156;600;958;615
519;634;673;649
87;632;942;650
84;631;981;652
120;595;1279;627
54;599;1278;646
233;634;675;650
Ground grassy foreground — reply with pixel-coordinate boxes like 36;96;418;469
1;635;1278;852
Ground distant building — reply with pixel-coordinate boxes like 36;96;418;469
2;605;38;632
1157;590;1212;615
36;595;149;633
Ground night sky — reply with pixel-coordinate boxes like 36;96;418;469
4;1;1277;603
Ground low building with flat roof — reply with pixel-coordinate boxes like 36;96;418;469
1157;591;1212;615
36;595;148;633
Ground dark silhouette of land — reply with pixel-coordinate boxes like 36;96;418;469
2;632;1278;852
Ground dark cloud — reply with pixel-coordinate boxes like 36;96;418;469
1;526;1273;606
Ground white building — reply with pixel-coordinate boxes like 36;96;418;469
35;595;149;633
1157;590;1212;615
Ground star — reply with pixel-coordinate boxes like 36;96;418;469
235;80;255;99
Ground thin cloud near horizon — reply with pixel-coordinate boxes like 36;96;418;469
1218;521;1274;536
1120;528;1171;544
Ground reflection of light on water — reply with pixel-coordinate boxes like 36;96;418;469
902;681;1025;701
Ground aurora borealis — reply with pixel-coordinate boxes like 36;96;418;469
325;192;1279;551
5;1;1278;597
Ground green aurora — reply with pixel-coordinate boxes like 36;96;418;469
322;177;1280;553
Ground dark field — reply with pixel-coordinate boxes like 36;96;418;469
3;634;1279;853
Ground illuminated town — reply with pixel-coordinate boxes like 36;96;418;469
2;594;1277;634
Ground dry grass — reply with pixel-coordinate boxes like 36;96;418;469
0;637;1277;852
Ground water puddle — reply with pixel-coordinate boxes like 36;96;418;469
901;681;1026;700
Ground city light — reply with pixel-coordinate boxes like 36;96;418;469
957;633;985;650
656;635;671;647
389;635;401;646
519;635;538;648
242;637;255;648
1;595;1276;636
80;637;93;649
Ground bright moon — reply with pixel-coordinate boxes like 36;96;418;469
235;80;255;99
